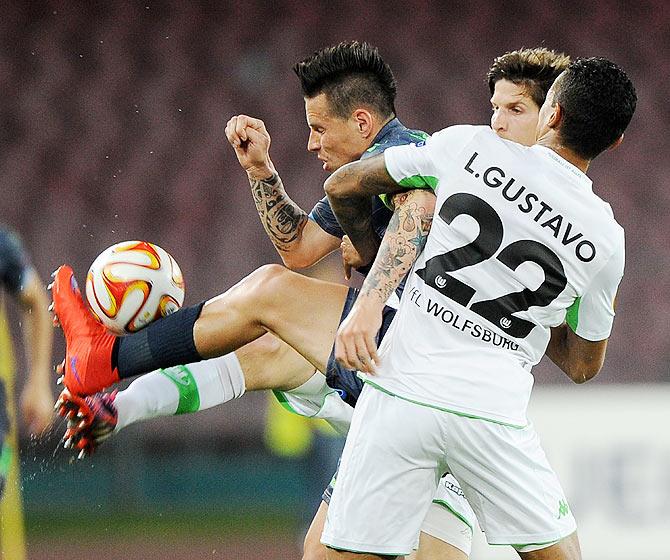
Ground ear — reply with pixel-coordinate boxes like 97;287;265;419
547;102;563;130
608;133;624;151
352;109;374;138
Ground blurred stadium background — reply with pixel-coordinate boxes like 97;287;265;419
0;1;668;558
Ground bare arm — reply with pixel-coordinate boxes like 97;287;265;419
226;115;340;268
248;172;341;268
325;154;407;268
334;189;435;373
546;324;608;383
359;189;434;304
17;271;54;433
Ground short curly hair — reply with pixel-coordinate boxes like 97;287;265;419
554;57;637;159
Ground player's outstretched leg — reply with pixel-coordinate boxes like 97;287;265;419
51;263;348;396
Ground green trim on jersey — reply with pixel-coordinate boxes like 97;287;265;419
431;499;474;532
363;379;527;429
566;297;581;332
160;365;200;415
407;131;429;142
398;175;439;190
379;173;439;210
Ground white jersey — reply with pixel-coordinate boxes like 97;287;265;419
369;125;624;426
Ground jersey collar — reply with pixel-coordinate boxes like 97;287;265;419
370;117;402;145
532;145;593;191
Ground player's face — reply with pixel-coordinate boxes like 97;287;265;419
304;94;370;172
490;79;540;146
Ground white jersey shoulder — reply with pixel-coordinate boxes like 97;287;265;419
379;125;624;426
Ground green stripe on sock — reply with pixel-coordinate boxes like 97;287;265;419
160;365;200;414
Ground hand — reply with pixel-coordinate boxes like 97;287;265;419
341;235;369;280
335;296;384;374
225;115;274;178
19;375;54;435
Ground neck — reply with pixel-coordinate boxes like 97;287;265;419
368;114;395;145
536;134;590;174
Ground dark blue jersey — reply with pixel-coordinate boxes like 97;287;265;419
0;227;32;295
308;118;429;241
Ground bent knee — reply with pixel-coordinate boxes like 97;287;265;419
243;264;296;302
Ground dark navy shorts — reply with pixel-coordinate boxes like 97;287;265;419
325;287;396;408
322;288;396;504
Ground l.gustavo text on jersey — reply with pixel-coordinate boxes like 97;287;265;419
464;152;596;263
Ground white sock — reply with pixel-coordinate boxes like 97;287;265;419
114;353;246;431
274;372;354;436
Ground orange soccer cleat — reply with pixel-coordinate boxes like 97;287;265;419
50;265;120;396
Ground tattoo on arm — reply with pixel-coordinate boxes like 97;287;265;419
360;191;434;304
250;173;308;253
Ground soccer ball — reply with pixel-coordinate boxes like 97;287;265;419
85;241;185;335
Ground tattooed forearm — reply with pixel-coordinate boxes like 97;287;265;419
250;173;309;253
360;190;435;304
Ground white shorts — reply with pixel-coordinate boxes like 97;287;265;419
322;384;576;555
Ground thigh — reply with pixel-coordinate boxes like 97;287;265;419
303;500;329;560
262;271;349;373
444;417;577;548
322;386;445;556
518;531;581;560
419;474;476;557
200;266;349;374
410;530;468;560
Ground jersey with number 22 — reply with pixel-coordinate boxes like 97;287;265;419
371;125;624;427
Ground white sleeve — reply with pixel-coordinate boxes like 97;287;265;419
384;137;440;193
384;125;482;194
566;235;625;341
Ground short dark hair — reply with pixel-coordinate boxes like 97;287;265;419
293;41;397;120
487;48;570;108
554;57;637;159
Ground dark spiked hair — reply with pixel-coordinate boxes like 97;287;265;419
554;57;637;160
487;47;571;108
293;41;397;119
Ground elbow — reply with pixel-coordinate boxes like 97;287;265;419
280;253;317;270
324;162;356;201
567;362;602;384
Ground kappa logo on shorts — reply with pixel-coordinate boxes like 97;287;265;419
557;499;570;519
